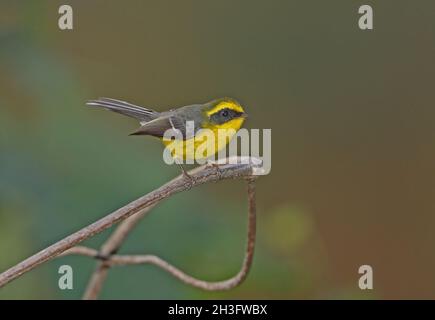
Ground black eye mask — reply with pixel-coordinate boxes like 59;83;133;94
210;108;244;125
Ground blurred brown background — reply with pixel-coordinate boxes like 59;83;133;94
1;0;435;299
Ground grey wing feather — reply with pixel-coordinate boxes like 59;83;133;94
87;97;159;122
130;115;193;139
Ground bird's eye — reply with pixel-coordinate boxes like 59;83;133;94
221;109;229;117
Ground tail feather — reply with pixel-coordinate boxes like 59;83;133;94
87;97;159;122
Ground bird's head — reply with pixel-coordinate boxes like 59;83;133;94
204;98;247;131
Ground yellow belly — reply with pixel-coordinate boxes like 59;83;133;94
161;118;244;161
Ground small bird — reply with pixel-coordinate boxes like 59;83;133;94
86;97;248;171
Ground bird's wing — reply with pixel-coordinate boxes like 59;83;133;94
87;97;159;122
129;115;192;139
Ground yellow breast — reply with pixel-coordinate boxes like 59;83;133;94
161;117;245;161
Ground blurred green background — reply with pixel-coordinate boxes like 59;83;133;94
1;0;435;299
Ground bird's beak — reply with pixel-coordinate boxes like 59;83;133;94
241;112;248;118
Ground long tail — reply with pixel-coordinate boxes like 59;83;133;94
86;97;159;123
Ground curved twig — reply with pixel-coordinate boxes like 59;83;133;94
0;157;262;289
62;180;256;292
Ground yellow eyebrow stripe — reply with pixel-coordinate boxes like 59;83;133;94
206;101;244;116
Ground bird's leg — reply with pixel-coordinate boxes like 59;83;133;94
178;163;194;188
178;163;191;178
174;155;193;180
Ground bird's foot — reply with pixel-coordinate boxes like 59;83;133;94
206;159;223;179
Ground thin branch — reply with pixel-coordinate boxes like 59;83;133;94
62;179;257;292
61;246;99;258
83;205;155;299
0;157;262;289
